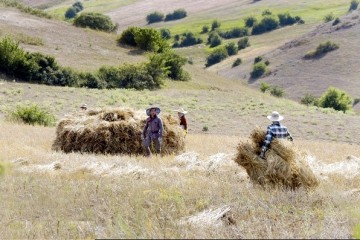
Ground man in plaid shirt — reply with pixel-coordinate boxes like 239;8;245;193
259;111;293;159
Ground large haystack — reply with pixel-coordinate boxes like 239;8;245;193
52;108;185;156
234;128;319;189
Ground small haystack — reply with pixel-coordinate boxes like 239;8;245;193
52;108;185;156
234;128;319;189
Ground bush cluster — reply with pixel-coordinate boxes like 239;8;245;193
118;27;170;53
146;9;187;24
304;41;339;59
259;82;284;97
251;12;302;35
0;37;188;90
218;27;249;39
74;12;117;32
173;32;203;48
65;1;84;19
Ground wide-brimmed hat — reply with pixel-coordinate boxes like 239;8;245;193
146;106;161;116
267;111;284;121
173;108;187;114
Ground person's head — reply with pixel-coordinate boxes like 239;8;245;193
267;111;284;122
146;106;161;117
80;104;87;111
174;108;187;118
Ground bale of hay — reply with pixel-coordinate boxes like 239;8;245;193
234;128;319;189
52;108;185;156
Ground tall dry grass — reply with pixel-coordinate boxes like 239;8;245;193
0;121;359;238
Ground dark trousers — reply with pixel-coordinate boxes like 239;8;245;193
144;136;161;156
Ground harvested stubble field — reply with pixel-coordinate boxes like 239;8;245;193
0;121;360;238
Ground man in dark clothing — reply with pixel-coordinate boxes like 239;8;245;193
259;111;293;160
143;106;163;157
174;108;188;136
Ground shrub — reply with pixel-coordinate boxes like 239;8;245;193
117;27;140;46
74;12;117;32
225;42;238;56
245;16;257;27
165;9;187;21
349;0;359;11
264;60;270;66
251;62;267;78
301;93;319;106
260;81;270;92
201;25;209;33
304;41;339;59
134;28;170;52
252;16;279;35
237;37;250;50
262;9;272;16
73;1;84;12
65;7;77;19
270;86;284;97
254;56;263;64
178;32;202;47
79;72;105;89
0;36;27;77
205;47;228;67
353;98;360;106
319;87;352;112
332;18;341;26
207;31;222;48
153;51;190;81
219;27;249;39
323;12;335;23
202;126;209;132
277;12;298;26
146;11;164;24
232;58;242;67
8;103;56;126
160;28;171;40
211;20;221;31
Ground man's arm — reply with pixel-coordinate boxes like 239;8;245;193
287;131;293;141
260;127;273;158
142;120;149;137
158;118;164;138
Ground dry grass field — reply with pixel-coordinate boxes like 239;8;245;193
0;121;360;238
1;1;360;238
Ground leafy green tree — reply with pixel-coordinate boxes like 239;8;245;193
207;31;222;48
117;27;140;46
160;28;171;39
319;87;352;112
251;62;267;78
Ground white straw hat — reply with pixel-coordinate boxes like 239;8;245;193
173;108;187;114
267;111;284;121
